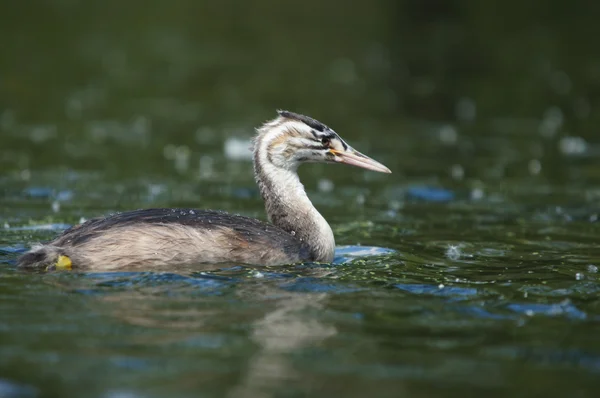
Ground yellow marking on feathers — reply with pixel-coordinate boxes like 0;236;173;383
55;255;72;271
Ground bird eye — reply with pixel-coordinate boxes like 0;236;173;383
321;137;331;146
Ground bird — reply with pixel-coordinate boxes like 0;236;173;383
17;110;391;271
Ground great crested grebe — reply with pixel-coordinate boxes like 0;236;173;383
17;110;390;271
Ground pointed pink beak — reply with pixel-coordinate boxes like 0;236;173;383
330;148;391;173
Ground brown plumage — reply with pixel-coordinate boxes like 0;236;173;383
17;110;390;271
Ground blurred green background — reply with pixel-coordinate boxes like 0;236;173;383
2;0;599;171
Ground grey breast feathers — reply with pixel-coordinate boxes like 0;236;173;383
35;208;310;269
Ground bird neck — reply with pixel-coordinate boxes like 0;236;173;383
254;158;335;263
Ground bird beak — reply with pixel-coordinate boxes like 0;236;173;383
329;148;391;173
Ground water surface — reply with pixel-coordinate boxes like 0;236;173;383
1;1;600;397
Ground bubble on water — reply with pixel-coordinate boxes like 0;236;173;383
253;270;265;279
470;187;484;201
439;125;458;145
445;245;462;261
318;178;334;193
525;310;535;317
559;136;587;156
224;137;252;161
528;159;542;175
587;265;598;273
450;164;464;180
575;272;584;281
455;97;476;122
438;284;445;289
51;201;60;213
538;106;563;138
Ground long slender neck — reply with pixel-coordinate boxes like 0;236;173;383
253;148;335;263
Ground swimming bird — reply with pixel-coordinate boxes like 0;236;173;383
17;110;390;271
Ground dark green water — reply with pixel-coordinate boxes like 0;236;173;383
1;1;600;397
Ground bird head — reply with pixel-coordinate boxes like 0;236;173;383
255;110;391;173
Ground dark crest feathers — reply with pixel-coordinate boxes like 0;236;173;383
277;110;330;132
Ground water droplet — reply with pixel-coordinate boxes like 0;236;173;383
450;164;464;180
439;125;458;145
587;265;598;273
445;245;462;261
224;137;253;161
559;136;587;156
575;272;584;281
438;284;445;289
470;188;484;201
